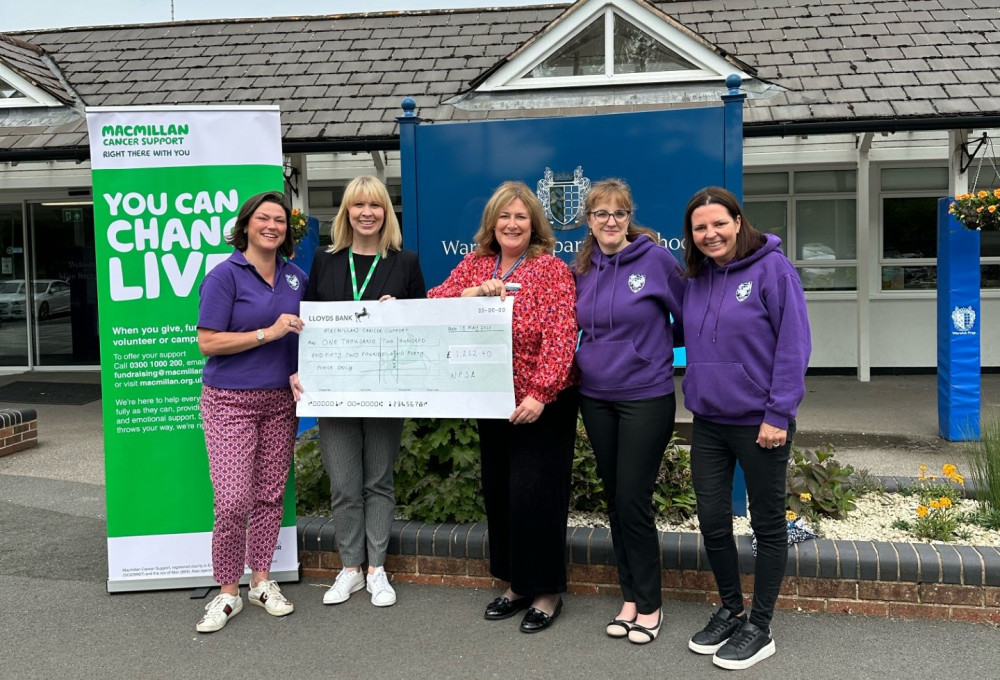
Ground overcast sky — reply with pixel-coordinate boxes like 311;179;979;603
2;0;572;32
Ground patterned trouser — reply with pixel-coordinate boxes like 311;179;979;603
201;385;297;585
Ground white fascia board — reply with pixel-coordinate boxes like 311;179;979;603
477;0;749;93
0;64;62;108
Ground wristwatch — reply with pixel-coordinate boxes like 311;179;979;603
256;329;265;344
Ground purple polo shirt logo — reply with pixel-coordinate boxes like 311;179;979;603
286;273;301;290
736;281;753;302
627;273;645;293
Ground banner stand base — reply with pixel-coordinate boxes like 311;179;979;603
190;586;212;599
107;566;300;594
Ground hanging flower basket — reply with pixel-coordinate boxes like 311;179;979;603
949;189;1000;231
289;208;310;244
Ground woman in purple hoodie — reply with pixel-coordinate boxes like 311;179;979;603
573;179;684;645
681;187;810;671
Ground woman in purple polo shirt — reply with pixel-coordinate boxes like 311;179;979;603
195;191;307;634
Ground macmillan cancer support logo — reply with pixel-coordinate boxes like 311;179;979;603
536;166;591;230
951;305;977;334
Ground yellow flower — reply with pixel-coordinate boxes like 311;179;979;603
994;188;1000;198
978;190;989;198
939;497;952;508
977;206;985;213
800;492;812;503
942;464;957;477
916;505;928;517
953;474;965;485
990;205;997;213
929;499;941;509
786;510;797;521
918;475;926;481
919;464;927;472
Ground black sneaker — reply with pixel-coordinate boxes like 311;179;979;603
688;607;746;654
712;621;775;670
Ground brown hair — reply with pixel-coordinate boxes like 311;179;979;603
473;181;555;259
682;186;766;278
329;175;402;257
226;191;294;258
573;178;658;274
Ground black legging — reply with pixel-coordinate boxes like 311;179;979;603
690;417;795;630
580;393;675;614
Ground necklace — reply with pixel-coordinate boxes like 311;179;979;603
349;248;381;301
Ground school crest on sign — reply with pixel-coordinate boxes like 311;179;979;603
536;166;591;230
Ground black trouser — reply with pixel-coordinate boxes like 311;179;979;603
580;393;675;615
477;387;579;597
690;417;795;630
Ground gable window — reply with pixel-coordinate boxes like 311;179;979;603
0;78;27;100
473;0;747;93
525;12;695;79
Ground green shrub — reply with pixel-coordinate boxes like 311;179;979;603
293;426;329;517
786;445;856;521
294;416;697;524
653;436;697;520
394;418;485;523
967;416;1000;514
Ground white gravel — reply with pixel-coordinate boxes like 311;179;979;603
568;494;1000;546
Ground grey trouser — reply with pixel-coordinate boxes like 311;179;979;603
319;417;403;567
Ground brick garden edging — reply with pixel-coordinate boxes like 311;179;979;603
0;408;37;458
297;516;1000;624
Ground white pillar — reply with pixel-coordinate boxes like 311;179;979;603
856;132;873;382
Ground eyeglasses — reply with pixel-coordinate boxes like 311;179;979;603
588;210;631;222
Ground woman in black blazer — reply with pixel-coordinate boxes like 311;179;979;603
292;175;425;608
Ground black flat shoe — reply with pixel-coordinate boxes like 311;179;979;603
484;595;531;621
520;597;563;634
606;615;637;638
628;611;663;645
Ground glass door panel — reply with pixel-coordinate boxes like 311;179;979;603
29;203;99;366
0;204;30;366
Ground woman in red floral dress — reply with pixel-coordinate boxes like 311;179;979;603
428;181;578;634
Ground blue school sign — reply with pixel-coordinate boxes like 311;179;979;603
397;76;749;513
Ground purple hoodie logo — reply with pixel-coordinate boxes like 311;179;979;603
736;281;753;302
628;274;645;293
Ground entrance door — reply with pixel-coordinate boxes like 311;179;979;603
0;203;30;366
28;203;99;366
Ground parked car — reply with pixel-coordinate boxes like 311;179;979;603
0;279;71;320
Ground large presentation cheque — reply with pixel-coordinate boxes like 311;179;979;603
296;298;515;418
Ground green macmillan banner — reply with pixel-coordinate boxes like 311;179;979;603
86;106;297;592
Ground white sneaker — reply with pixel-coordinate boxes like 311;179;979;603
196;592;243;633
366;566;397;607
247;579;294;617
323;568;366;605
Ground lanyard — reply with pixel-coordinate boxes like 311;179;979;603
491;251;527;281
349;248;381;301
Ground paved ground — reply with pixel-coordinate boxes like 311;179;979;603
1;371;998;679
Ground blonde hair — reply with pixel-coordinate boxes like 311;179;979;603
473;181;555;259
329;175;402;256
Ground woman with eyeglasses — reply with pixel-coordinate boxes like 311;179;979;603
428;181;578;634
572;178;685;645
